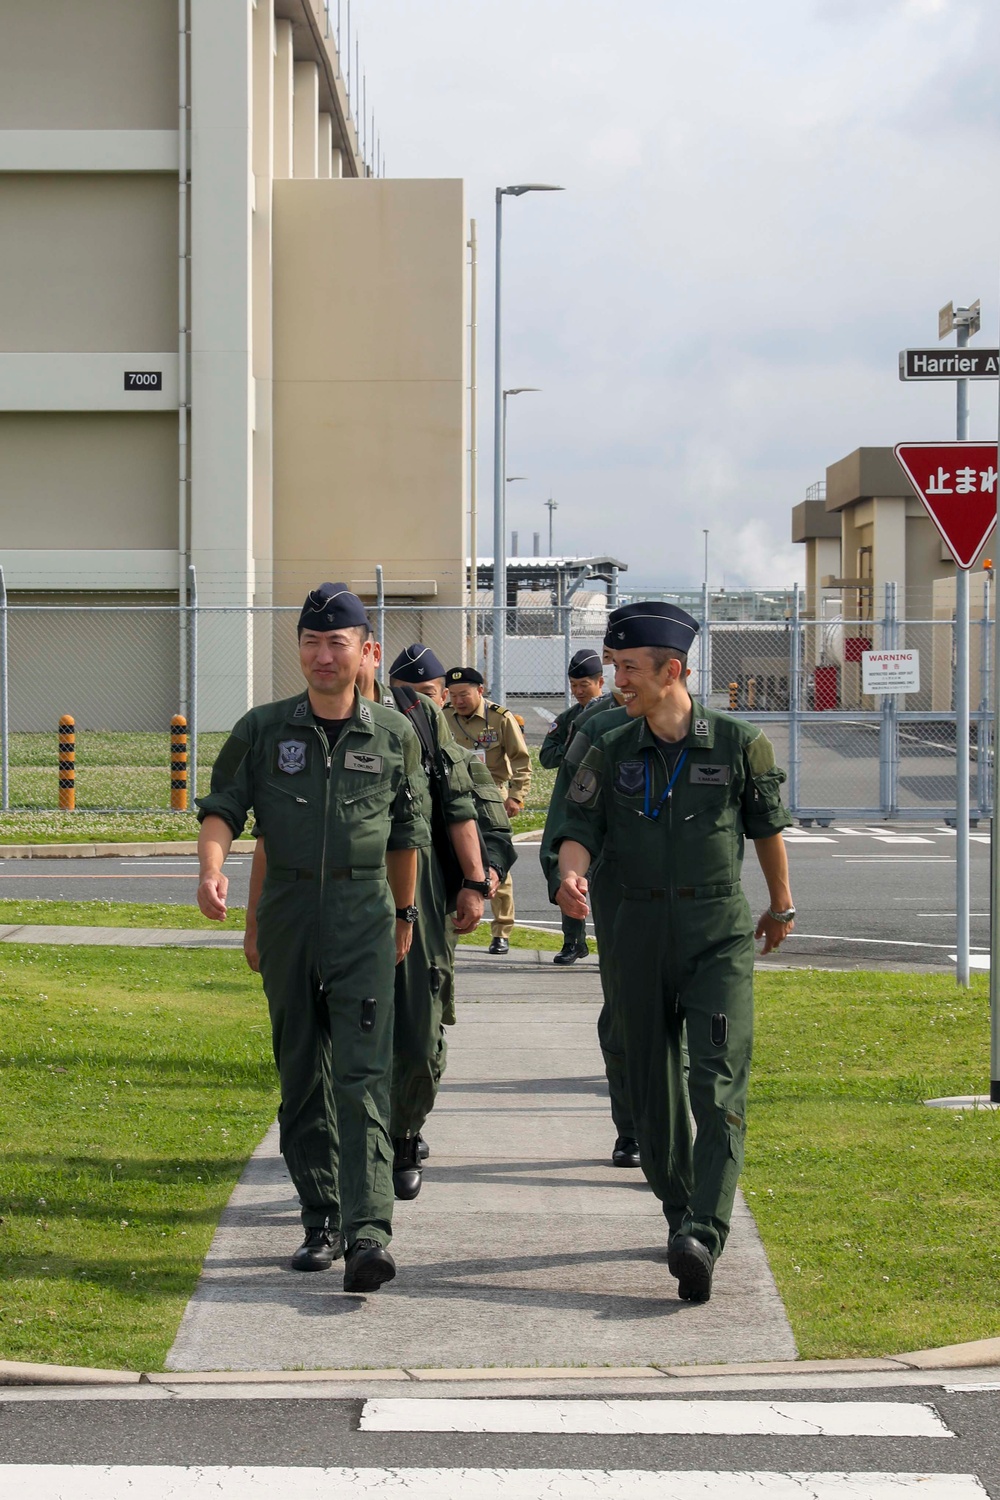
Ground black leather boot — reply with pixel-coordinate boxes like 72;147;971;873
392;1134;422;1199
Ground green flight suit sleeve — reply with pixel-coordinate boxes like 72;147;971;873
552;740;608;861
466;757;517;879
195;715;255;838
386;724;433;851
740;730;793;840
538;705;574;770
419;698;478;826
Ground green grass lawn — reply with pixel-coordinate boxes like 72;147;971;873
0;945;277;1371
745;969;1000;1358
6;937;992;1367
0;899;247;932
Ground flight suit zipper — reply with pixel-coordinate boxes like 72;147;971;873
315;727;333;967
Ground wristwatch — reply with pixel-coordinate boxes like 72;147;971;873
768;906;796;923
395;905;419;923
461;878;491;896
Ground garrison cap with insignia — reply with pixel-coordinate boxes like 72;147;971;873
446;666;484;686
567;648;604;679
390;642;446;683
297;581;370;634
603;600;699;654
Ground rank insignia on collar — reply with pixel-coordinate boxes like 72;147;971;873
360;702;372;724
694;718;709;737
292;700;308;719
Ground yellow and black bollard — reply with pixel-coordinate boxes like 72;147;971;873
729;681;738;712
171;714;188;811
58;714;75;810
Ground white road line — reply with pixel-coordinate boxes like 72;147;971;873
786;933;988;951
0;1469;985;1500
833;857;954;863
871;835;934;844
359;1398;952;1437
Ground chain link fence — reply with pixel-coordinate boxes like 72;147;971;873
0;591;990;820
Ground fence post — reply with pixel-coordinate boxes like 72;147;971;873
376;564;386;684
787;582;801;818
563;603;572;708
878;582;894;818
0;565;8;813
978;572;992;818
699;580;711;703
187;563;198;807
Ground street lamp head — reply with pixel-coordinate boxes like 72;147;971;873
506;476;528;483
503;387;540;397
500;184;565;197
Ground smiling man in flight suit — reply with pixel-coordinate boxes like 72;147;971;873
444;666;531;955
553;600;795;1304
196;583;431;1295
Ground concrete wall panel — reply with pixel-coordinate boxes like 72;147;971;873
272;179;466;608
0;412;177;551
0;176;177;352
0;0;178;130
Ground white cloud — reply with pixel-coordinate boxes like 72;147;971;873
354;0;1000;588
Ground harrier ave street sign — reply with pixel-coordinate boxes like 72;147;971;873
899;348;1000;380
893;442;998;570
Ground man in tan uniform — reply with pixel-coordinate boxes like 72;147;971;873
444;666;531;954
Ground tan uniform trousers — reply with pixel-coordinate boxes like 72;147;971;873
490;869;515;939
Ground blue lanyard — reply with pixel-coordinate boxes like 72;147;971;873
643;747;688;821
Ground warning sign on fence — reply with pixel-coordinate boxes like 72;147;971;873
861;649;920;694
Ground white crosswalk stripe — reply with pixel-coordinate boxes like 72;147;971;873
360;1397;954;1437
0;1469;988;1499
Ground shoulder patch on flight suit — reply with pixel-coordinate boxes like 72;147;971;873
745;730;777;775
567;767;599;805
345;751;383;773
690;763;730;785
277;739;308;775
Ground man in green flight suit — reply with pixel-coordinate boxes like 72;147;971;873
381;642;516;1199
539;647;606;966
554;600;796;1304
196;583;431;1295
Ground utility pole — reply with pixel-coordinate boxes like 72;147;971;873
545;496;558;556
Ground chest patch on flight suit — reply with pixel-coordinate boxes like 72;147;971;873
690;763;730;785
344;751;383;774
277;739;307;775
614;759;645;795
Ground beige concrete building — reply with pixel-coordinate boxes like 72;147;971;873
0;0;467;728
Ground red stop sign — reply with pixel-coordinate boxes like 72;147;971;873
894;442;998;569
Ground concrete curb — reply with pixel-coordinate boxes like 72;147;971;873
5;1340;1000;1388
0;841;256;860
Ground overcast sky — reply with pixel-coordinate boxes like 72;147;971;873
356;0;1000;590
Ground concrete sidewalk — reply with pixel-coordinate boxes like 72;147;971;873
165;951;795;1374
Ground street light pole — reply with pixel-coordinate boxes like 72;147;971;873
546;496;558;556
492;183;563;703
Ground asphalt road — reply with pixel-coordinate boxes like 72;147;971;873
0;824;986;972
1;1385;999;1495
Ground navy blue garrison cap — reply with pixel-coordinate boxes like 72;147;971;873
389;643;446;683
604;601;700;653
567;648;604;679
298;582;370;634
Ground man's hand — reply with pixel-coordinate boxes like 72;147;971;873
503;797;521;818
556;873;590;921
243;923;260;972
395;918;414;965
487;866;500;899
452;888;484;935
755;911;794;955
198;872;229;921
